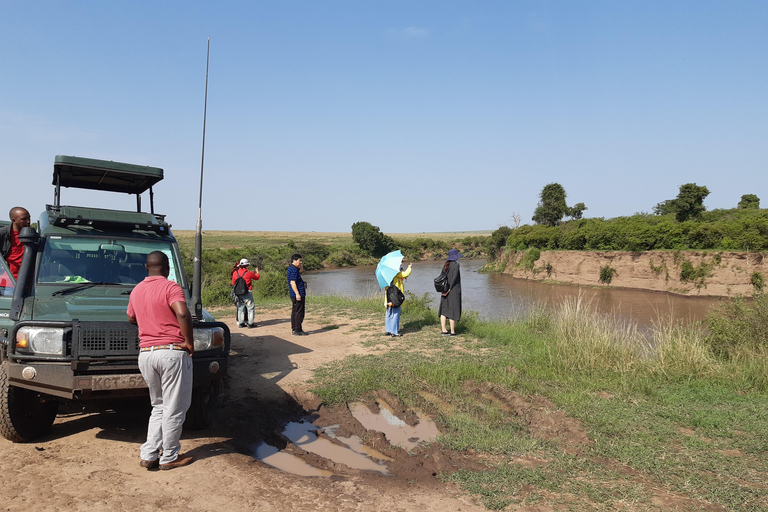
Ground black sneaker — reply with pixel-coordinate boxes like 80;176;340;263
248;324;258;328
238;323;246;328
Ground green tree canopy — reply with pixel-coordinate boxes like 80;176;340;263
738;194;760;209
351;221;396;257
532;183;586;226
570;202;588;220
653;183;710;222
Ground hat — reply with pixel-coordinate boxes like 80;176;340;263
447;249;462;261
239;258;250;267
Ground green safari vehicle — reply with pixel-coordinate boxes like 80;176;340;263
0;156;229;442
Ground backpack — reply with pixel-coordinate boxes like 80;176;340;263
434;273;449;293
387;283;405;308
233;269;249;296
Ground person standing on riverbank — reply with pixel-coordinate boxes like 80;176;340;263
439;249;462;336
287;253;307;335
385;263;412;337
231;258;260;328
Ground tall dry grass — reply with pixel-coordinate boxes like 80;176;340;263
544;292;726;380
546;292;647;375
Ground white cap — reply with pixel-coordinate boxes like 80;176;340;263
239;258;250;266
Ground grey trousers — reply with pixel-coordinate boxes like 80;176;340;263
138;348;193;464
236;290;255;325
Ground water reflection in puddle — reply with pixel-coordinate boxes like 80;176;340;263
255;420;389;476
254;443;335;477
321;424;395;462
348;401;439;451
254;403;439;476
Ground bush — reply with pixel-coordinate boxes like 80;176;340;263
485;226;512;259
599;265;617;284
679;260;712;288
707;294;768;358
503;208;768;252
752;272;765;294
255;272;289;299
518;248;541;271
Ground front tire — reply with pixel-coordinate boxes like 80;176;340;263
185;378;221;430
0;362;59;442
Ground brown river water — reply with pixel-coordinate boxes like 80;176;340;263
305;259;723;330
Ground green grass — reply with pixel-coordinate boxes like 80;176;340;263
308;295;768;510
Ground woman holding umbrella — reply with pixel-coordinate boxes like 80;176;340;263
375;250;411;337
439;249;462;336
385;263;412;337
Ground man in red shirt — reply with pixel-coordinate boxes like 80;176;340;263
127;251;195;471
0;207;31;278
231;258;260;328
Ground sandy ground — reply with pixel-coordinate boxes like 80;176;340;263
0;308;487;512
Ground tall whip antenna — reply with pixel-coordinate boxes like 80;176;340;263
191;38;210;320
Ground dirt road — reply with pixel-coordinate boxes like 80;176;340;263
0;307;486;512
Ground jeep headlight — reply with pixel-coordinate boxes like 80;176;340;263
16;327;69;355
193;327;225;352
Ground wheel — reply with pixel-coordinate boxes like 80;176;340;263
185;378;221;430
0;362;59;442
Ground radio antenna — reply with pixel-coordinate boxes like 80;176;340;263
191;38;210;320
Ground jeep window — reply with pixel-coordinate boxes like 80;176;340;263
37;237;183;287
0;256;14;296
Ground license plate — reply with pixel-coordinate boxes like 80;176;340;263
91;374;147;391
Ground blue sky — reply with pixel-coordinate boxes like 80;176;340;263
2;1;766;233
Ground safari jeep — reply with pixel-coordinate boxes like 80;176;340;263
0;156;230;442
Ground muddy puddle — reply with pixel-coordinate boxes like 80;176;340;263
254;401;439;477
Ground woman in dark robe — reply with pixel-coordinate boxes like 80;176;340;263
439;249;462;336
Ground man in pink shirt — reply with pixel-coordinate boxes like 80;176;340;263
127;251;195;470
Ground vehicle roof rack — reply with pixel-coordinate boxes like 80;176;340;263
46;204;170;234
53;155;164;213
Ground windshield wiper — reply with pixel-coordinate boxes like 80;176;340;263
52;282;122;296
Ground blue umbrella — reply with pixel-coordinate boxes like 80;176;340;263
375;250;403;289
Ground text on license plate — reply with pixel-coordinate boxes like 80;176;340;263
91;374;148;391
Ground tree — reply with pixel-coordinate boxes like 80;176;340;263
532;183;569;226
532;183;586;226
652;183;710;222
652;199;676;216
351;221;396;257
569;202;587;220
738;194;760;209
673;183;710;222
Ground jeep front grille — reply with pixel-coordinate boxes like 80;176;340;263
73;321;140;357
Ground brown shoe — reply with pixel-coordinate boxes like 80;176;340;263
140;459;159;469
159;454;194;470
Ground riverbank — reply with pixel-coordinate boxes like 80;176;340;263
489;249;767;297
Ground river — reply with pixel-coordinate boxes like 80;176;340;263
304;259;723;329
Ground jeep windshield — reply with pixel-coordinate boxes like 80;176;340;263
37;236;184;288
